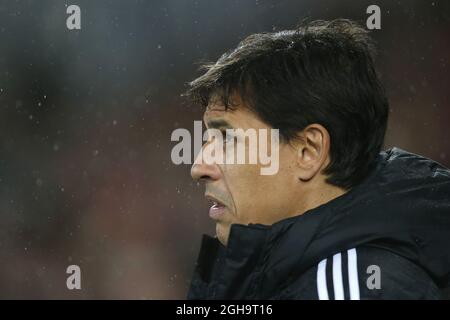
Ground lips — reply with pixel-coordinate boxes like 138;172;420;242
205;195;227;220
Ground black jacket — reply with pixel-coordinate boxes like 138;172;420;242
187;148;450;299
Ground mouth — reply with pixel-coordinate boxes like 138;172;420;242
205;194;227;220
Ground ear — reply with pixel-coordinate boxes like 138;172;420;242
296;124;331;182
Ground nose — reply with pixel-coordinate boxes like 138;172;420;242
191;149;222;182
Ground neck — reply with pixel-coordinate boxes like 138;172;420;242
297;180;348;216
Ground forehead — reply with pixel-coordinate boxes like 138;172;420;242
203;93;242;124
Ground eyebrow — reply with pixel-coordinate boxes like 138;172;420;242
205;118;234;129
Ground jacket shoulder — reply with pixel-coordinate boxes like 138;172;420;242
280;246;441;300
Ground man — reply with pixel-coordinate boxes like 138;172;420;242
185;19;450;299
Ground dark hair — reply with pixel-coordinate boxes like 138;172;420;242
185;19;389;189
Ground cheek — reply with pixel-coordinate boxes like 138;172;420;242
226;164;277;224
233;163;297;224
221;163;260;217
219;143;296;224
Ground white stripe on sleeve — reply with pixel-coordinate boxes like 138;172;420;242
332;252;345;300
317;258;329;300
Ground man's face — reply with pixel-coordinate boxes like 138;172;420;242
191;96;303;246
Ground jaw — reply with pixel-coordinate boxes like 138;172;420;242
216;220;234;246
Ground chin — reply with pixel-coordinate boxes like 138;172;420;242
216;223;230;247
